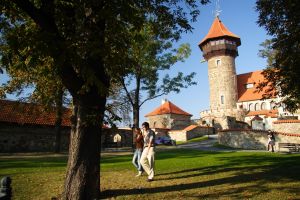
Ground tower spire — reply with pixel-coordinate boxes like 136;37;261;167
214;0;222;18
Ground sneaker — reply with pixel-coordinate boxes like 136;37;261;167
135;171;142;177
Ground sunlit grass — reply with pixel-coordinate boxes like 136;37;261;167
1;149;300;199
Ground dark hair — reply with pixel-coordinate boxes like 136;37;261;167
142;122;149;128
134;128;141;133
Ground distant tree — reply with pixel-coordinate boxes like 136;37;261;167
119;26;196;127
256;0;300;112
105;82;132;126
0;0;209;199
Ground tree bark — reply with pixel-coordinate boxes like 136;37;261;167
133;71;141;127
62;95;106;199
133;104;140;128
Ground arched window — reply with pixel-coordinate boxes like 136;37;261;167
261;102;266;110
113;134;122;143
216;59;221;67
254;103;260;111
249;103;254;111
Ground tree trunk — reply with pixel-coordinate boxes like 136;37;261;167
133;104;140;128
62;95;105;199
54;87;63;153
133;71;141;128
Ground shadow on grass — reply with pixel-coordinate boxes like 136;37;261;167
0;156;67;170
100;152;300;199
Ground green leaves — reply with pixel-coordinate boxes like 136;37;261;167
256;0;300;112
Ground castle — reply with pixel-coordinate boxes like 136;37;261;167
198;16;299;130
146;16;300;133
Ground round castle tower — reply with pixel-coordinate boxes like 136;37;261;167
199;17;241;118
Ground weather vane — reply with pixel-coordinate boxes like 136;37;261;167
214;0;222;18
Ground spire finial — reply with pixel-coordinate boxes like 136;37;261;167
214;0;222;18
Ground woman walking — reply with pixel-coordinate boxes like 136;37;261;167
132;128;144;176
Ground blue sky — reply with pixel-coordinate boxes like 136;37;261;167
0;0;269;127
139;0;269;126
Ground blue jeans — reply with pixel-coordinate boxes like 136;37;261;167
132;148;143;172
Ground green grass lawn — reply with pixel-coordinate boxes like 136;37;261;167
1;149;300;200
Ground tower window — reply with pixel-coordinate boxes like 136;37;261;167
254;103;260;111
216;59;221;67
245;83;254;89
221;95;224;104
261;102;266;110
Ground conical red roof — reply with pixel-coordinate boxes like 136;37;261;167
199;17;240;47
145;101;192;117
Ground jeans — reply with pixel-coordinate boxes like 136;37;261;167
132;148;143;172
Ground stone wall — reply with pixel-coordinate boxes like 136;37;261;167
207;55;238;114
272;120;300;133
187;127;213;140
170;114;192;130
103;128;133;148
0;123;70;152
168;130;187;141
218;129;300;151
0;123;133;153
147;114;191;130
169;127;214;142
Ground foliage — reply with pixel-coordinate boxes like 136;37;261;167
256;0;300;112
119;26;196;126
105;82;132;126
0;0;210;198
0;54;68;107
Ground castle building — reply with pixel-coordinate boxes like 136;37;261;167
198;17;299;130
144;99;213;142
145;99;192;130
198;16;241;128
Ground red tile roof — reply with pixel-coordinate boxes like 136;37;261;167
247;109;278;118
237;70;274;102
184;125;198;131
273;120;300;124
145;100;192;117
0;99;71;127
199;17;240;47
250;115;263;121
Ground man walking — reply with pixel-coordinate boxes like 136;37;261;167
140;122;155;182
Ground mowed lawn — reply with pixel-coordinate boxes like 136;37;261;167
1;149;300;200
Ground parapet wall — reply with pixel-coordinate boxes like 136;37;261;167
169;126;213;142
219;129;300;150
273;120;300;133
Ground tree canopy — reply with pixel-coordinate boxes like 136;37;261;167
118;24;196;126
0;0;210;199
256;0;300;112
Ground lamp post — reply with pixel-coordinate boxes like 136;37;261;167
207;124;210;139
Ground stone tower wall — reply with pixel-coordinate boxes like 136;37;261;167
207;55;238;115
147;114;191;130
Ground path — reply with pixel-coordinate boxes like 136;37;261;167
175;134;230;151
